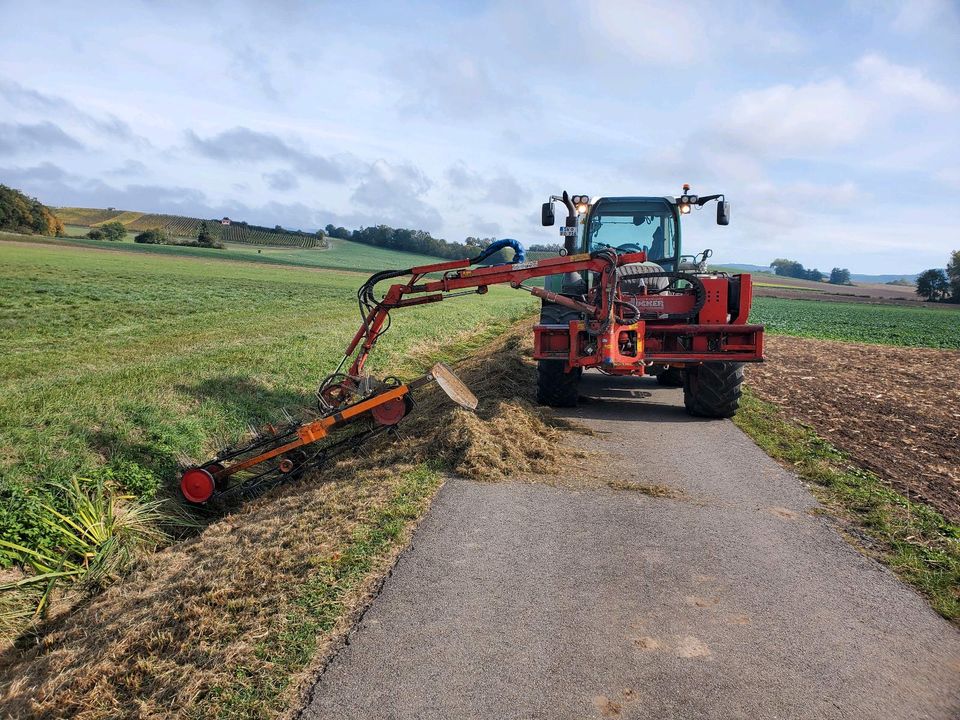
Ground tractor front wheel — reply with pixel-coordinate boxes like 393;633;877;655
536;304;582;407
682;362;744;418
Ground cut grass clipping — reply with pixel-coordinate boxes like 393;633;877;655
0;320;571;719
606;480;685;498
734;389;960;623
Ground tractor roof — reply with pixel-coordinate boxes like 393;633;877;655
590;196;677;208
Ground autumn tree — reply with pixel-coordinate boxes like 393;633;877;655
0;185;64;236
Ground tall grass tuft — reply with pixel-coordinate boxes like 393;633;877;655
0;476;169;635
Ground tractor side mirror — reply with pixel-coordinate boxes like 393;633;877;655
717;201;730;226
541;202;555;226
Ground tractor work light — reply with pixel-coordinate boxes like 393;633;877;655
679;203;692;214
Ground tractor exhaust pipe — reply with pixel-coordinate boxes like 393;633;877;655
559;191;580;291
560;190;577;256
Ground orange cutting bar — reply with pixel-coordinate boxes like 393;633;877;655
218;385;411;478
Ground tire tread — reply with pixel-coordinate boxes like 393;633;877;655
682;362;744;418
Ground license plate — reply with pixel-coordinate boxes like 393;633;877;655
559;226;577;236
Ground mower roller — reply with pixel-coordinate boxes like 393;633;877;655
180;185;764;503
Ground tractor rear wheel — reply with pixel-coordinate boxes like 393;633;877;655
536;304;581;407
682;362;744;418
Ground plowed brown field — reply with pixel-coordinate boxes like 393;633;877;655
747;336;960;522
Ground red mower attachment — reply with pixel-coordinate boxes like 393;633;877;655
178;362;476;504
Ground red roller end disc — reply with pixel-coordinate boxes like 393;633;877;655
181;467;216;504
370;396;410;427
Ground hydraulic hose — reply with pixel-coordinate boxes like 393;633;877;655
470;238;525;265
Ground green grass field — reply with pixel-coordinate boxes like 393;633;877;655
34;229;446;273
751;296;960;349
63;223;142;243
0;241;537;558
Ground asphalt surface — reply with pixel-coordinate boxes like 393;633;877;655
298;372;960;720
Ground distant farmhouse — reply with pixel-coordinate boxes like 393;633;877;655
221;217;231;225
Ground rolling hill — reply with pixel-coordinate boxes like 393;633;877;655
55;207;322;248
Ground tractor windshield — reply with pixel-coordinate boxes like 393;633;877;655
586;200;678;268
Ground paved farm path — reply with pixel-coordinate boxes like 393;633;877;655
297;372;960;720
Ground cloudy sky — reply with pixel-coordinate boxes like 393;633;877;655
1;0;958;272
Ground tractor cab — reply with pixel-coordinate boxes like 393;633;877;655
582;196;680;269
541;187;729;293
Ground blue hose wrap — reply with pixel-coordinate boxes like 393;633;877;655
471;238;525;265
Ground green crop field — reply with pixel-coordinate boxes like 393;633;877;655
0;240;537;560
751;297;960;349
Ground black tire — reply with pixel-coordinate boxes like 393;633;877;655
655;367;684;387
536;304;582;407
682;362;744;418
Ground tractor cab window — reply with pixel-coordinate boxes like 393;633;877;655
587;203;678;268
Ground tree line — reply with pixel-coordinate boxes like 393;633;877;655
0;185;64;236
325;224;502;261
770;258;851;285
529;243;564;253
916;251;960;302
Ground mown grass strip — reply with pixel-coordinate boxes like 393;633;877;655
734;388;960;623
200;465;443;719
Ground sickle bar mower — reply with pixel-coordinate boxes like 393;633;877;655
179;362;477;504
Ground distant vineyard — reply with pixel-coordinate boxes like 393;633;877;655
56;208;126;226
126;214;202;236
54;207;325;249
220;224;322;248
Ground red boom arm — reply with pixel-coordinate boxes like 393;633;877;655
343;249;645;376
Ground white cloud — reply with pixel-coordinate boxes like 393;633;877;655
713;54;955;163
892;0;960;34
392;52;522;119
445;161;530;208
350;159;441;229
263;169;298;192
855;54;957;110
935;167;960;189
586;0;803;64
719;79;869;156
587;2;708;64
